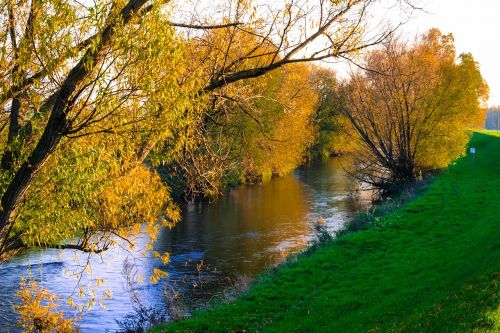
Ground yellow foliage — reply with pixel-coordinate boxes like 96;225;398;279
341;29;488;188
150;268;168;284
15;131;181;251
243;63;318;179
99;165;171;230
15;278;76;333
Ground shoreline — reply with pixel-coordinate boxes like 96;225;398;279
154;131;500;332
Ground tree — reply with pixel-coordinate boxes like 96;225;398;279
309;66;355;158
339;29;488;194
0;0;412;261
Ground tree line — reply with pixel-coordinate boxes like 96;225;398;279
0;0;487;262
162;29;488;198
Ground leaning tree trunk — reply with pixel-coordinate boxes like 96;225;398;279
0;103;68;254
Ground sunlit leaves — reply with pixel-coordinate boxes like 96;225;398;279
243;63;317;178
16;277;77;332
150;267;168;284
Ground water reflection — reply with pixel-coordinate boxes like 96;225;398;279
0;157;368;332
165;174;311;277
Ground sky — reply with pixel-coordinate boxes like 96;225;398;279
391;0;500;106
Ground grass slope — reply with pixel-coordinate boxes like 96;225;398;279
156;132;500;333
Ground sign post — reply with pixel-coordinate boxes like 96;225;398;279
470;147;476;166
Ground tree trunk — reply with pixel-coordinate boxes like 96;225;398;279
0;98;68;252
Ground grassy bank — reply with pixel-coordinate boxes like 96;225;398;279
155;132;500;332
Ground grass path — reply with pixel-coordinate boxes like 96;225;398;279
156;132;500;332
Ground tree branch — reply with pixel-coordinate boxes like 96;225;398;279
169;21;243;29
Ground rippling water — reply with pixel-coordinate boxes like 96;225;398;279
0;158;369;332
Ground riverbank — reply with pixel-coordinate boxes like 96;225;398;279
154;131;500;332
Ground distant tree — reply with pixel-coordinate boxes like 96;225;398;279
309;67;355;158
485;106;500;130
339;29;488;194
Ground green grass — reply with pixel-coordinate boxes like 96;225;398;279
155;132;500;333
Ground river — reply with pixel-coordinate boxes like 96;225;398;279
0;158;369;332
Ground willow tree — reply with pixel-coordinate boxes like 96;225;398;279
0;0;412;262
0;0;197;262
339;29;488;194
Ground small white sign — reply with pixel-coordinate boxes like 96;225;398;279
470;147;476;154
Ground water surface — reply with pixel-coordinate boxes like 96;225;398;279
0;158;368;332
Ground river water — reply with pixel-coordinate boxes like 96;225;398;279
0;158;369;332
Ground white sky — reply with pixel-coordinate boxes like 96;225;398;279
393;0;500;106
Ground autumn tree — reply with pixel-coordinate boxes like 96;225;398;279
339;29;488;194
0;0;198;262
241;63;317;181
